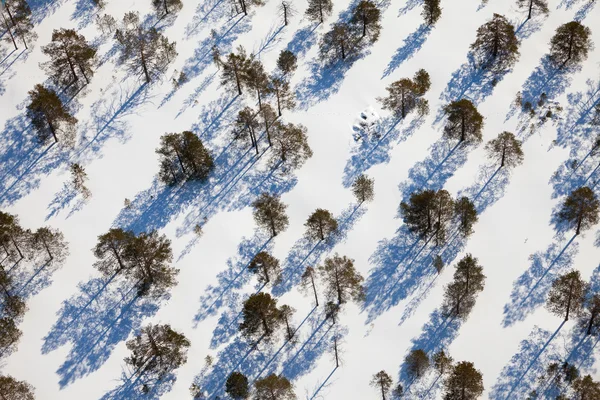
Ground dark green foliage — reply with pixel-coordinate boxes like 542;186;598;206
221;46;250;95
442;254;486;318
443;99;484;144
350;1;381;43
320;22;355;63
70;163;91;199
352;174;375;204
234;106;260;154
28;227;68;263
93;228;137;276
248;251;281;285
431;190;454;246
392;383;404;399
279;304;296;341
156;131;214;185
433;349;454;375
549;21;592;68
269;121;312;172
400;189;454;245
573;375;600;399
485;131;523;168
379;69;430;118
115;12;177;83
318;254;365;305
305;209;338;241
239;293;284;342
516;0;549;20
305;0;333;23
443;361;484;400
0;317;22;355
470;14;519;72
580;293;600;335
124;324;190;379
433;255;444;273
370;370;393;400
546;270;587;321
269;75;296;116
454;196;478;238
151;0;183;17
277;50;297;76
557;186;599;235
252;193;289;237
41;29;97;90
225;372;249;399
243;59;270;109
254;374;296;400
0;212;26;262
26;84;78;144
300;266;319;306
405;349;430;379
0;375;35;399
422;0;442;26
2;0;37;49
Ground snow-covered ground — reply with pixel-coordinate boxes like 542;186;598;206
1;0;600;399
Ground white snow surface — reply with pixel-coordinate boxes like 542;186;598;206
1;0;600;399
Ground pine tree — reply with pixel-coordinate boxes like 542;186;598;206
235;0;265;16
93;228;137;277
580;293;600;336
433;255;444;273
2;0;37;49
546;270;587;321
278;1;296;26
370;370;393;400
320;22;354;63
0;212;26;262
549;21;592;69
352;174;375;204
221;46;250;95
400;189;436;237
156;131;214;185
485;131;524;169
239;292;284;342
557;186;600;235
26;84;78;144
277;50;298;77
96;14;117;35
115;12;177;83
443;99;484;144
305;209;338;242
433;349;454;375
70;163;91;199
122;230;178;297
305;0;333;24
41;29;97;90
124;324;190;379
516;0;549;20
260;103;278;147
470;14;519;72
392;384;404;399
0;317;22;354
269;122;313;171
422;0;442;26
442;254;486;318
151;0;183;18
269;76;296;116
252;193;289;237
573;375;600;400
0;375;35;399
454;197;478;238
243;59;270;110
443;361;484;400
234;106;260;154
29;227;67;263
350;1;381;43
432;190;455;246
254;374;296;400
318;254;365;305
279;304;296;341
379;69;431;118
225;372;250;400
248;251;282;285
300;266;319;306
405;349;430;380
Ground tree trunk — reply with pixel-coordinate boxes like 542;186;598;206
240;0;247;15
78;62;90;84
276;88;282;116
1;11;17;50
333;336;339;367
310;272;319;306
262;264;270;284
261;315;270;336
401;89;406;119
62;42;78;84
334;264;343;304
528;0;533;20
173;146;187;175
362;16;367;38
576;208;583;235
319;1;323;23
141;49;151;83
234;65;243;95
270;216;277;237
501;143;506;168
565;31;574;66
318;220;325;241
586;310;596;335
111;244;126;271
283;4;288;25
460;114;466;142
340;40;346;60
163;0;170;15
41;236;53;261
9;235;23;260
46;115;59;143
381;381;386;400
284;315;292;340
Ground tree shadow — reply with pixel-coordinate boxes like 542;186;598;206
99;369;177;400
45;181;87;221
286;23;320;60
254;23;286;59
184;0;231;39
70;0;103;29
398;0;423;16
28;0;65;24
513;15;546;41
502;235;579;327
574;0;597;20
42;276;167;387
489;323;565;400
382;24;431;78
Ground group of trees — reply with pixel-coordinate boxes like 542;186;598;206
223;372;296;400
379;69;431;119
372;353;484;399
1;0;37;50
93;228;178;298
156;131;214;185
528;361;600;399
400;190;478;247
441;254;486;318
0;374;35;399
318;0;382;63
1;211;67;359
